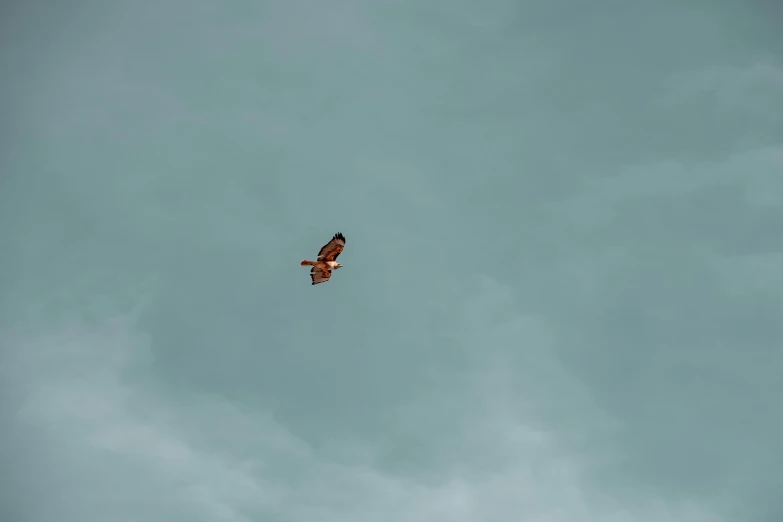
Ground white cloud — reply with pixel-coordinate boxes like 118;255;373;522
3;290;726;522
666;61;783;103
662;60;783;147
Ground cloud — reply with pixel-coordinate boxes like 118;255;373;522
661;61;783;151
666;61;783;105
2;290;724;522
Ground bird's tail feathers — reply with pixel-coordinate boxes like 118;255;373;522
301;260;315;266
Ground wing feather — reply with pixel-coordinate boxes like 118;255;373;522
310;266;332;285
317;232;346;262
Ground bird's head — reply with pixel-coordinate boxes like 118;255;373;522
334;263;343;269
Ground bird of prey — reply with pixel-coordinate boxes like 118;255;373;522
300;232;346;285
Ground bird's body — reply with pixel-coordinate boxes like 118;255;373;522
300;232;346;285
300;259;340;271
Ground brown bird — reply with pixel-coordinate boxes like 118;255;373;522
300;232;346;285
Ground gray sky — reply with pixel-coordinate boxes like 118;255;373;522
2;1;782;521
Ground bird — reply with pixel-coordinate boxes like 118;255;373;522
300;232;346;285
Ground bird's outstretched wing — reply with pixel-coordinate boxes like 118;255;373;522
317;232;346;262
310;266;332;285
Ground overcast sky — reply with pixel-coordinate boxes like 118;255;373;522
2;1;782;521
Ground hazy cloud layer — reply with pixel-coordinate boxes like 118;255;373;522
2;309;722;522
2;1;781;521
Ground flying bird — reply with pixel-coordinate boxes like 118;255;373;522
300;232;346;285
